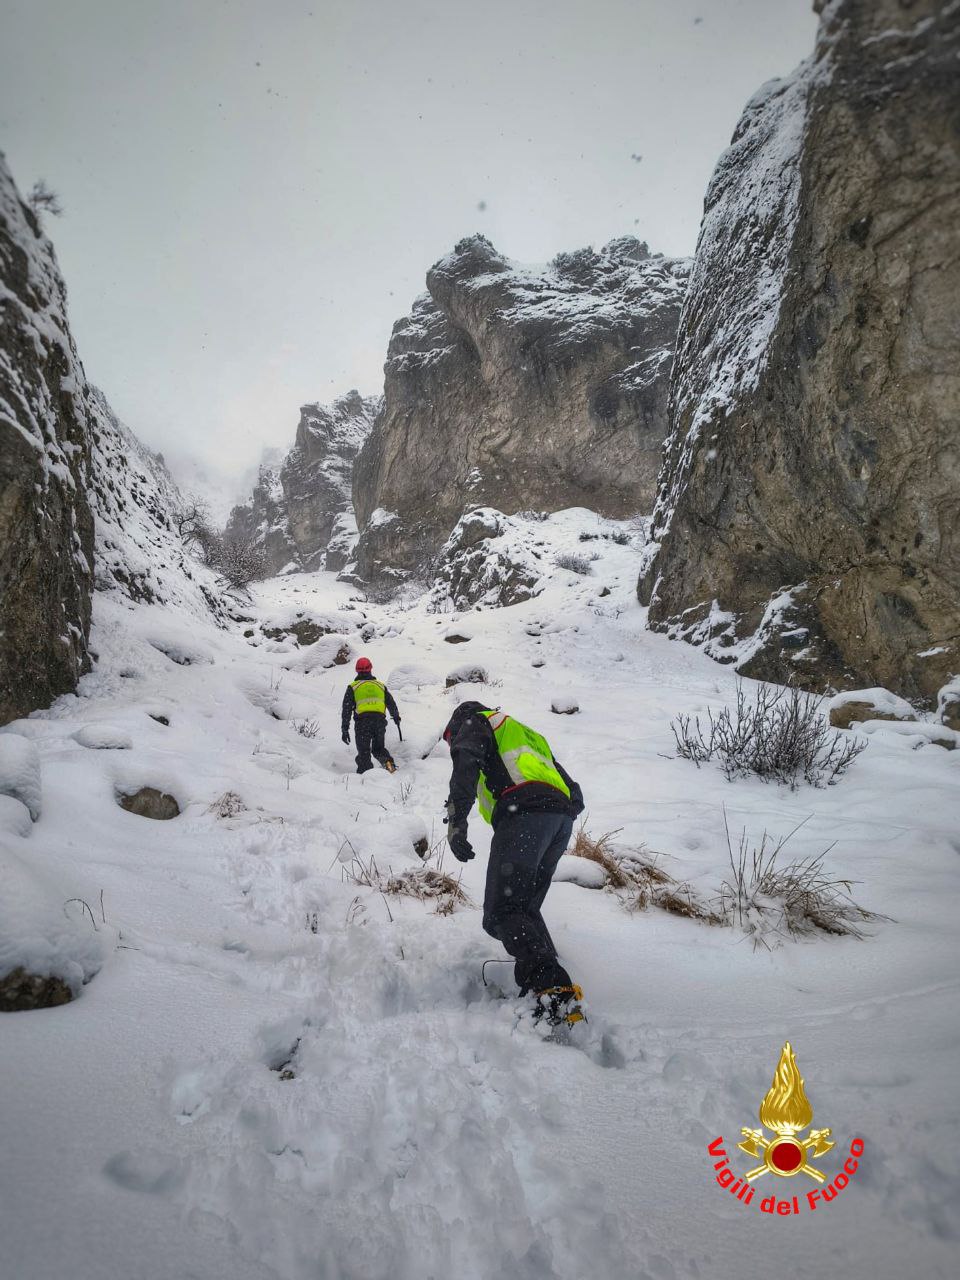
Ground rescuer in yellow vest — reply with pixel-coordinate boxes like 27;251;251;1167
442;700;586;1028
341;657;401;774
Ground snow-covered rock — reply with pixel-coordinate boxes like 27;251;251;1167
0;847;103;1002
551;697;580;716
73;724;133;750
828;688;917;730
0;793;33;838
0;732;41;820
938;677;960;732
433;509;548;611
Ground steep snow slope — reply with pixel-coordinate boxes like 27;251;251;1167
89;388;226;619
1;515;957;1279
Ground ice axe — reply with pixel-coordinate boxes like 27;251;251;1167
395;721;403;742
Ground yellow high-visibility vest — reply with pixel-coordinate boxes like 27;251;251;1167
351;678;386;715
476;710;570;824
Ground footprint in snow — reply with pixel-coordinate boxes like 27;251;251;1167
102;1150;185;1195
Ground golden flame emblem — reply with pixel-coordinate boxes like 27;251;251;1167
738;1043;835;1182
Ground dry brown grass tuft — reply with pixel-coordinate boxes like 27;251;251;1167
717;811;887;946
207;791;246;818
569;824;629;888
339;843;472;917
569;823;719;923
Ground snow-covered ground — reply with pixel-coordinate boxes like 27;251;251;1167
2;510;958;1280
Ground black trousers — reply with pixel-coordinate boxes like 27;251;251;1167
482;810;574;994
355;714;394;774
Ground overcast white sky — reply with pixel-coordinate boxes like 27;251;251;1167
0;0;817;485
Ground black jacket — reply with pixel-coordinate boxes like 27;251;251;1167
444;702;584;830
341;675;400;734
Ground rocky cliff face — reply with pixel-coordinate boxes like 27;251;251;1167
640;0;960;704
226;392;378;576
0;154;95;724
352;235;689;585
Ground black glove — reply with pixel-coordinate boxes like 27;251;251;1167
448;827;474;863
341;730;350;745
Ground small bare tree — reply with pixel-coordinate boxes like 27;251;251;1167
174;496;213;547
28;180;63;219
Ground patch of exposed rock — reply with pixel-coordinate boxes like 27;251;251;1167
0;154;94;723
226;392;379;576
0;966;73;1012
640;0;960;705
354;235;689;585
118;787;181;820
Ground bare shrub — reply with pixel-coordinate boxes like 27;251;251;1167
215;533;266;590
555;552;594;575
291;718;322;739
609;528;631;546
671;683;866;789
28;179;63;219
717;812;885;946
207;791;246;818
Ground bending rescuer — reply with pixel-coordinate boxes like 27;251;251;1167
442;700;585;1028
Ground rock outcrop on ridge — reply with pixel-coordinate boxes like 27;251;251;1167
639;0;960;704
0;154;95;724
352;234;689;585
226;391;379;577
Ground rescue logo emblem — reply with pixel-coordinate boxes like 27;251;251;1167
737;1041;834;1182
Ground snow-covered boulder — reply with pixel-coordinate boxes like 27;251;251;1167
260;607;359;647
0;794;33;839
938;678;960;733
73;725;133;750
828;688;917;730
0;732;41;821
433;510;547;611
146;627;215;667
554;855;606;889
284;635;353;674
445;664;489;688
551;697;580;716
117;786;181;820
388;664;442;690
0;848;103;1009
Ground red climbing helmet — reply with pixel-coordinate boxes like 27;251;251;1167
355;656;373;673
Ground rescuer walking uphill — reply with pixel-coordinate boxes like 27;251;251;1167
443;701;586;1028
341;658;401;774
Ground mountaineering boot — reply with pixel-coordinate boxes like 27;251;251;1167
534;984;585;1028
384;759;397;773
